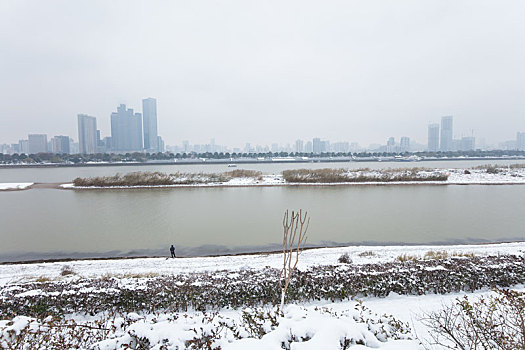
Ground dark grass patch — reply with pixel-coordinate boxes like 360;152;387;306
72;170;263;187
282;168;448;183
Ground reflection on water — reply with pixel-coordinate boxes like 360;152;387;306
1;184;524;261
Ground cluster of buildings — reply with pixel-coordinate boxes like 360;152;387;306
78;98;164;154
4;134;73;155
427;116;476;152
2;98;164;155
167;138;363;154
2;110;525;155
499;132;525;151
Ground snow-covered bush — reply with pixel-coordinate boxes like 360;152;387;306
2;255;524;318
422;289;525;349
0;305;413;349
338;253;352;264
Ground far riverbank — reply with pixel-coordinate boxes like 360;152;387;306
2;155;525;169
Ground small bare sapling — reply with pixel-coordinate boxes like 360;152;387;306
280;209;309;309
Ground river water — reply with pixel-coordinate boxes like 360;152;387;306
1;159;525;262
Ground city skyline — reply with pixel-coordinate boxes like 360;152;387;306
4;116;525;154
2;1;525;146
3;99;525;154
3;103;525;154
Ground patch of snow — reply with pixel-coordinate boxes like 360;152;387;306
0;183;33;190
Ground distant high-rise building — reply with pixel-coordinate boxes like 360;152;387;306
321;140;330;153
305;141;313;153
77;114;98;154
312;138;322;154
51;136;70;154
182;140;190;153
18;139;29;154
386;137;396;153
440;116;453;151
400;137;410;152
110;104;143;152
332;142;349;153
28;134;48;154
295;139;304;153
517;132;525;151
459;137;475;151
157;136;165;153
11;143;20;154
428;123;440;151
142;98;158;152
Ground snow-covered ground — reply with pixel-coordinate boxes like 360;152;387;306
1;242;525;349
2;242;524;286
0;182;33;191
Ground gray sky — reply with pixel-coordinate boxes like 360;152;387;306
1;0;524;148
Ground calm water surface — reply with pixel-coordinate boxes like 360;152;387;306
1;160;525;261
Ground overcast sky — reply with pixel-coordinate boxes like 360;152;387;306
1;0;524;148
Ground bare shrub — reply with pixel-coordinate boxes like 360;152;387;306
73;170;264;187
60;265;75;276
424;250;474;260
424;250;449;260
0;315;115;349
73;171;174;187
224;169;262;178
486;165;499;174
358;251;376;257
338;253;352;264
473;163;525;170
396;253;419;262
282;168;349;183
421;289;525;350
282;168;448;183
34;276;52;283
280;209;309;309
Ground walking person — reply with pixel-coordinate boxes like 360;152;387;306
170;244;176;258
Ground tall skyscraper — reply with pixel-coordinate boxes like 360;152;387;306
312;138;322;154
440;116;453;151
110;104;143;152
295;139;304;153
428;123;440;151
28;134;48;153
51;136;70;154
142;98;158;152
77;114;97;154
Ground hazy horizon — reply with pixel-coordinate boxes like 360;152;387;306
1;0;525;147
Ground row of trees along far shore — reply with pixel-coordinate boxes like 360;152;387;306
1;150;525;165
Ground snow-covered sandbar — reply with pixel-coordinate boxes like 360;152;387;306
60;167;525;189
0;182;33;191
